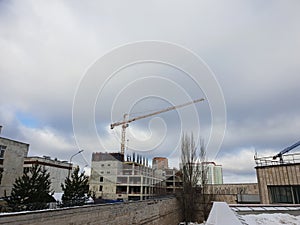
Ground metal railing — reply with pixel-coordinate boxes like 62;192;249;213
255;152;300;167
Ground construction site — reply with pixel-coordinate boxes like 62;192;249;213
92;95;300;206
90;98;215;202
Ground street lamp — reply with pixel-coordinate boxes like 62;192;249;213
68;149;84;177
81;164;89;173
70;149;84;163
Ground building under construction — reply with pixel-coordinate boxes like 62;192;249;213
89;152;168;201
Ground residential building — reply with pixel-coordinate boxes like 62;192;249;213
23;156;72;193
0;136;29;197
89;152;165;201
180;161;223;185
204;162;223;184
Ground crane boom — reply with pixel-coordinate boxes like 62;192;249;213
273;140;300;163
110;98;204;155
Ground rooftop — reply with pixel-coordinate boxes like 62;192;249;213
255;152;300;167
0;136;29;146
206;202;300;225
92;152;124;162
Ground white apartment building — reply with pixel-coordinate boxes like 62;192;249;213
24;156;72;193
180;161;223;185
90;152;165;201
205;162;223;184
0;137;29;197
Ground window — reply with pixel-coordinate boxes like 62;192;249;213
99;185;103;191
0;145;6;158
117;176;128;184
100;176;103;182
293;186;300;204
269;185;300;204
0;168;3;184
108;164;111;166
129;177;141;184
107;171;110;174
101;164;104;167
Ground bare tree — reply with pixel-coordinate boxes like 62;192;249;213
198;140;213;221
180;133;201;223
180;133;213;223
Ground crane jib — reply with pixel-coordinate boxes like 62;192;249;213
281;140;300;155
109;98;205;156
110;98;204;129
273;140;300;161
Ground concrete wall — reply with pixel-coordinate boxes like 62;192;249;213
0;197;182;225
90;159;122;199
207;183;259;204
0;137;29;197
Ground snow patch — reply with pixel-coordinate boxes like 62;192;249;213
241;213;300;225
206;202;242;225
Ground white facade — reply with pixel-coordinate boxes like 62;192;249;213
205;162;223;184
180;161;223;185
90;152;165;201
89;153;123;200
0;137;29;197
24;156;71;193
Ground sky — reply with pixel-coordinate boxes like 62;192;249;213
1;0;300;183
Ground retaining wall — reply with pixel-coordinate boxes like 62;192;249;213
0;197;181;225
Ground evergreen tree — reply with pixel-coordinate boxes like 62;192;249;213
61;166;90;207
8;164;55;211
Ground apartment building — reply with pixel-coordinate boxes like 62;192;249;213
205;162;223;184
0;136;29;197
23;156;72;193
180;161;223;185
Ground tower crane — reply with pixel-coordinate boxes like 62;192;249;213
110;98;205;156
273;140;300;163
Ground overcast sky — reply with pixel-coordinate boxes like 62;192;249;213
1;0;300;183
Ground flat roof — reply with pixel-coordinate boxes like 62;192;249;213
230;204;300;215
0;136;29;146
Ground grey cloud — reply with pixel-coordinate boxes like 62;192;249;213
1;0;300;182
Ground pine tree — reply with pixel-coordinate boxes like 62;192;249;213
8;164;55;211
61;166;90;207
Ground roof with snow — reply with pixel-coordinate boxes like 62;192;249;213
206;202;300;225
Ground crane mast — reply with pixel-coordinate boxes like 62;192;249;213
110;98;205;156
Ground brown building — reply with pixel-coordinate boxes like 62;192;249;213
152;157;168;170
207;183;260;204
255;152;300;204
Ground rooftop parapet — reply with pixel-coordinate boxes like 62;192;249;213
255;152;300;167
